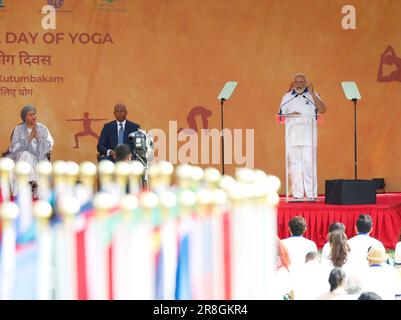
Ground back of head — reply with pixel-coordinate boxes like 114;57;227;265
356;214;372;234
289;216;307;236
328;267;346;292
305;251;319;263
357;292;382;300
328;222;346;234
329;230;350;268
344;271;363;295
115;143;131;162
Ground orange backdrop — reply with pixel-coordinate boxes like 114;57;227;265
0;0;400;193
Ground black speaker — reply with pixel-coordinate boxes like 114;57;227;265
325;179;376;205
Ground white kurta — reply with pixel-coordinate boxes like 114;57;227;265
280;90;321;198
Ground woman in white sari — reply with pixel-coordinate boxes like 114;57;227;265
7;105;54;196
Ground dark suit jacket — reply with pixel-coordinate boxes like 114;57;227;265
97;119;140;155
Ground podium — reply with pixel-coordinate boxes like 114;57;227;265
278;114;321;202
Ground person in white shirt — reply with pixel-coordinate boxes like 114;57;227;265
292;251;331;300
281;216;317;273
395;240;401;271
347;214;384;266
325;230;364;269
394;239;401;299
278;73;326;199
344;270;364;300
361;244;400;300
273;239;293;300
321;222;346;265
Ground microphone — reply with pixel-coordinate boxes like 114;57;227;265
278;93;299;115
302;95;319;119
302;94;316;107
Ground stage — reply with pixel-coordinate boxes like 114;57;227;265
277;193;401;249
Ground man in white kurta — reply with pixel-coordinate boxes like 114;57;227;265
279;74;326;199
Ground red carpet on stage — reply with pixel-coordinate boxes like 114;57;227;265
277;193;401;249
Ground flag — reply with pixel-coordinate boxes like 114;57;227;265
159;216;178;299
201;215;214;299
175;215;193;299
128;212;156;299
84;214;110;300
189;213;203;299
111;214;132;300
12;242;39;299
75;200;95;300
230;203;249;299
222;211;231;300
211;210;225;300
36;218;53;300
0;217;17;299
54;220;77;300
13;185;35;245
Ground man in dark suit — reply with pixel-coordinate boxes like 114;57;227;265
97;103;140;161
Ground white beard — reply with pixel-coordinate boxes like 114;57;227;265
295;87;306;94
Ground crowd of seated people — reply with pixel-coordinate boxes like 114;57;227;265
276;214;401;300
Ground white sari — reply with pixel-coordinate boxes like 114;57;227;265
7;122;54;196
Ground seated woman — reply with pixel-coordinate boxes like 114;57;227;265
7;105;54;196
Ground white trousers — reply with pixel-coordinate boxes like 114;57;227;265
10;151;39;197
288;146;317;198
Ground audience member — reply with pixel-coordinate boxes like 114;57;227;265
317;268;348;300
292;251;331;300
357;291;382;300
362;243;400;300
326;230;351;268
344;270;364;299
115;143;132;162
281;216;317;272
395;235;401;300
321;222;346;264
347;214;383;266
274;239;293;299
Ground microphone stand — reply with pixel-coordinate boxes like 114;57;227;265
278;94;299;114
220;98;225;175
352;98;358;180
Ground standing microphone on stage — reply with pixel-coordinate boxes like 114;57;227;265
278;93;299;122
302;94;319;120
302;94;316;106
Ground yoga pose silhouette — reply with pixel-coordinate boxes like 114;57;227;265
178;106;212;134
378;45;401;83
66;112;107;148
